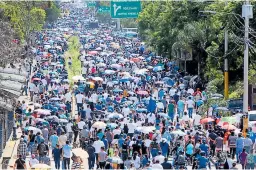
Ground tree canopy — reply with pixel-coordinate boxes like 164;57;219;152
138;1;256;98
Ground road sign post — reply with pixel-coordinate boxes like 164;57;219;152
110;0;141;19
87;1;96;7
98;6;110;13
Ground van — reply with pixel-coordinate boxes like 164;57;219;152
248;110;256;127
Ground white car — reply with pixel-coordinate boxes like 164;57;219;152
248;111;256;127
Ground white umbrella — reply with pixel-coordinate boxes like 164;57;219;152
47;115;59;121
107;113;124;119
32;163;51;169
111;64;122;69
44;44;51;49
92;77;103;82
136;126;156;134
171;130;186;136
92;121;106;129
34;109;51;115
26;126;42;135
72;75;85;81
59;119;68;123
97;63;106;67
156;102;164;109
104;70;116;75
120;72;131;77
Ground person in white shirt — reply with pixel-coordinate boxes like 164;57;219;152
93;137;105;154
154;151;165;164
84;104;92;119
122;105;130;117
186;97;195;118
78;119;86;130
151;160;164;170
112;126;121;137
147;113;156;124
75;92;84;111
66;120;73;142
59;132;67;148
144;135;152;148
64;91;72;103
103;92;108;99
193;112;202;126
169;87;176;97
29;154;39;167
127;121;137;136
91;92;98;104
187;88;194;95
82;66;87;76
181;112;191;127
153;131;162;143
132;152;141;169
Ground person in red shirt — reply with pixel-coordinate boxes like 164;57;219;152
91;66;96;74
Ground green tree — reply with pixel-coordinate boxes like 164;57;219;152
44;2;61;23
0;2;46;40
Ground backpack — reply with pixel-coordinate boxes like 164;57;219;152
177;155;185;165
39;143;46;155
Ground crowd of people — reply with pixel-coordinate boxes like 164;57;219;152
11;5;256;170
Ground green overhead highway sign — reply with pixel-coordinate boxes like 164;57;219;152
87;1;96;7
98;6;110;13
110;0;141;19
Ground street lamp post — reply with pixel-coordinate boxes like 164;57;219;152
242;0;253;112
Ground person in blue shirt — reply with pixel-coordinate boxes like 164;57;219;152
147;97;156;113
97;129;104;140
199;140;209;157
102;135;109;150
118;135;125;148
162;129;172;143
158;89;165;100
236;133;245;162
177;99;185;118
35;132;43;144
62;141;72;170
95;102;102;110
155;123;160;131
197;151;209;169
248;128;256;144
160;139;169;157
107;105;114;113
49;132;59;149
52;144;62;169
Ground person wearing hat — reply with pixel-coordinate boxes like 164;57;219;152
29;154;39;168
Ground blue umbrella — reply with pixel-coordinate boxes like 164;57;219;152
153;66;164;72
119;78;130;82
136;108;147;113
158;112;169;118
107;123;118;129
113;89;123;93
59;114;67;119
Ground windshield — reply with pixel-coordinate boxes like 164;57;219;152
249;114;256;121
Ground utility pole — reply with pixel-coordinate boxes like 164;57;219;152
117;18;121;30
224;1;229;100
242;0;253;113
